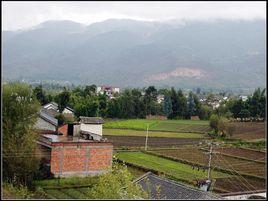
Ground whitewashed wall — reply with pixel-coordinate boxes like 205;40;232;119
80;123;102;136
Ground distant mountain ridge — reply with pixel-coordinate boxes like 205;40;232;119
3;19;266;91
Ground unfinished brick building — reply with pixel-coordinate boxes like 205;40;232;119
36;117;113;178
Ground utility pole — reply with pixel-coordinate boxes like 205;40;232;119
207;143;213;180
145;124;149;151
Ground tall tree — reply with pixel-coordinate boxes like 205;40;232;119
163;95;173;118
56;88;70;112
33;85;47;105
170;87;178;119
3;83;40;185
177;89;187;118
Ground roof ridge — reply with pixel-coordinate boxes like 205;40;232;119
146;173;221;198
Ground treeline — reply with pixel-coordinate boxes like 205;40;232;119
32;84;266;121
216;88;266;120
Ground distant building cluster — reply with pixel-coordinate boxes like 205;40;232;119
97;85;120;99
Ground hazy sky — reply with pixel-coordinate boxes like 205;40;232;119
2;1;266;31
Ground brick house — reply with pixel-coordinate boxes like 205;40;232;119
36;117;113;178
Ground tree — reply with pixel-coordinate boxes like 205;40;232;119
56;88;70;112
144;86;157;115
33;85;47;105
187;92;196;118
225;123;236;138
163;95;172;118
89;162;148;199
177;89;187;119
170;87;179;119
209;114;220;133
3;83;40;185
84;85;97;96
218;117;228;137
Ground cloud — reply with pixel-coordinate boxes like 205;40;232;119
2;1;266;31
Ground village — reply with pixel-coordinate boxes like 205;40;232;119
2;84;261;199
2;1;266;200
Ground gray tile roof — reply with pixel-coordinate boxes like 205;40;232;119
79;116;104;124
39;109;58;126
135;172;222;200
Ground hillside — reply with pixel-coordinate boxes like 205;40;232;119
3;19;266;91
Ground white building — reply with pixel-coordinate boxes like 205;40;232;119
79;116;104;138
157;95;165;104
43;102;58;111
239;95;248;102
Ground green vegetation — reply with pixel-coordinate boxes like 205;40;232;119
30;163;148;199
103;129;204;138
116;152;230;183
232;140;266;151
3;83;40;185
104;119;210;133
32;176;99;188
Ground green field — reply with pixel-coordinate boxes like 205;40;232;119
43;188;91;199
104;119;210;133
103;129;204;138
116;152;230;183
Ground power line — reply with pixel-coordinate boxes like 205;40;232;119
216;154;257;192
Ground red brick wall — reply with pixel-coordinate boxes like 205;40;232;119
58;124;68;136
50;143;113;176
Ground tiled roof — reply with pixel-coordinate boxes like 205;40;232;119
39;109;58;126
135;172;221;200
79;116;104;124
41;108;60;117
65;106;75;112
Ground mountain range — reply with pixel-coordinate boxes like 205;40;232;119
3;19;266;91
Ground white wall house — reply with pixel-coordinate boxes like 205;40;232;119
79;116;104;136
62;107;74;115
43;102;58;111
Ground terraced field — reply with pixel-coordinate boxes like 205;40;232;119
229;122;265;141
148;148;265;178
116;151;230;183
213;147;265;162
103;129;204;138
104;119;210;133
105;136;202;148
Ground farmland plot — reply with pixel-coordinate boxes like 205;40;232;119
103;129;204;138
116;152;230;183
149;148;265;178
104;119;210;133
229;122;265;141
105;136;202;148
213;147;265;162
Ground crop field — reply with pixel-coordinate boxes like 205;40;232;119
212;147;265;162
116;152;230;183
104;119;210;133
148;148;265;178
43;187;91;199
105;136;202;148
103;129;204;138
229;122;265;141
214;177;266;193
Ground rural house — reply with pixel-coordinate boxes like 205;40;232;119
36;110;113;177
35;109;58;132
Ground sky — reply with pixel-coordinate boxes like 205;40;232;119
2;1;266;31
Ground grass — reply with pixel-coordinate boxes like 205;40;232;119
103;129;204;138
104;119;210;133
116;152;230;183
33;176;98;188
